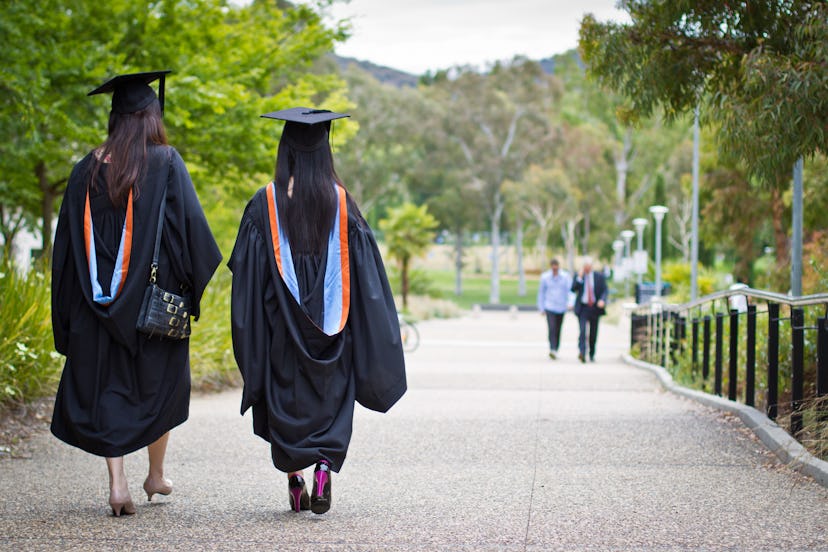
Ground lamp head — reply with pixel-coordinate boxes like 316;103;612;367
632;217;648;231
649;205;669;222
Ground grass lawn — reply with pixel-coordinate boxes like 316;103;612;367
426;270;539;310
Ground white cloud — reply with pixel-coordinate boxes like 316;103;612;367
325;0;630;74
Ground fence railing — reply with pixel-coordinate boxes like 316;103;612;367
630;288;828;440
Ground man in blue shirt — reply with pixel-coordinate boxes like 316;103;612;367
537;258;572;359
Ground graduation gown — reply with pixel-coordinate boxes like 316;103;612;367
228;184;406;473
50;145;221;457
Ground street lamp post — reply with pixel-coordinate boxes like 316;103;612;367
612;240;625;283
632;217;648;286
649;206;669;299
620;229;635;298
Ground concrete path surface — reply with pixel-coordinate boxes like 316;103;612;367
1;311;827;551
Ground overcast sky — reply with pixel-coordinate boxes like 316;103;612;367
323;0;630;75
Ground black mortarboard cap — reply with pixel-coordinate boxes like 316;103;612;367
88;70;171;115
261;107;350;152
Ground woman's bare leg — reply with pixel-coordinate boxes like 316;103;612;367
106;457;135;516
143;432;173;500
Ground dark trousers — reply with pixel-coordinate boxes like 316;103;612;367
577;308;601;359
544;311;564;352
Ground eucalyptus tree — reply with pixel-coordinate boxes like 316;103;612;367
551;50;690;247
334;63;428;221
422;59;561;303
580;1;828;181
411;93;484;297
580;1;828;289
503;164;570;268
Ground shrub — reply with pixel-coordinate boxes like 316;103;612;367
0;264;63;409
636;303;826;460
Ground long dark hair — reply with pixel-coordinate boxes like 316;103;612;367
90;100;168;206
273;138;341;255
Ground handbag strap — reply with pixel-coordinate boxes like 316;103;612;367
148;153;170;285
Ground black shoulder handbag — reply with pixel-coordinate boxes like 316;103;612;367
136;179;192;340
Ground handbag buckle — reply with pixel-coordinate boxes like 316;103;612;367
166;304;178;315
169;317;180;328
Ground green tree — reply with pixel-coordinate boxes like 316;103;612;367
504;165;564;267
0;0;350;258
378;203;438;310
422;59;561;303
333;63;428;220
411;92;484;296
579;1;828;183
543;50;690;258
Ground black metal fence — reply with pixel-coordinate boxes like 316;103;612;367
630;288;828;439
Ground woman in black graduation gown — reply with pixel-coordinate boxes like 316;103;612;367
229;107;407;514
50;72;221;516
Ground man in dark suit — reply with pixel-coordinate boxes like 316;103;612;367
571;257;608;362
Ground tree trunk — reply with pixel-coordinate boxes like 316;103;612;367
454;228;463;296
769;186;788;265
401;257;410;310
581;208;591;255
0;205;24;264
563;219;577;273
614;128;633;227
516;215;525;297
535;229;548;267
489;196;504;304
35;160;63;260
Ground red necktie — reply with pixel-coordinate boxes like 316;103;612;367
587;276;595;306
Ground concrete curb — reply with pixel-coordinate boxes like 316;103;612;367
622;353;828;488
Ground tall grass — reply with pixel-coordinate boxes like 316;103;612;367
0;264;63;409
188;267;239;391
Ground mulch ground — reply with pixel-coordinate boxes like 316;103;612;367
0;397;54;460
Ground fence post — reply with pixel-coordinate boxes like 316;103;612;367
791;308;804;436
728;309;738;401
692;317;699;376
715;312;724;396
767;303;779;420
631;314;644;350
703;315;711;389
677;314;685;357
818;316;828;423
746;305;757;407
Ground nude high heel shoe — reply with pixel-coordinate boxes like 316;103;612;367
109;490;136;517
142;476;173;501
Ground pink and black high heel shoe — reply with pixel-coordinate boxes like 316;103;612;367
288;474;310;512
310;460;331;514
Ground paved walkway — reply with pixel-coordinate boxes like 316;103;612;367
1;311;827;551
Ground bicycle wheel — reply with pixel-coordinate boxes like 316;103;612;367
400;319;420;352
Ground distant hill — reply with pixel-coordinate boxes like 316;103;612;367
331;49;584;88
538;50;585;75
332;55;419;88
